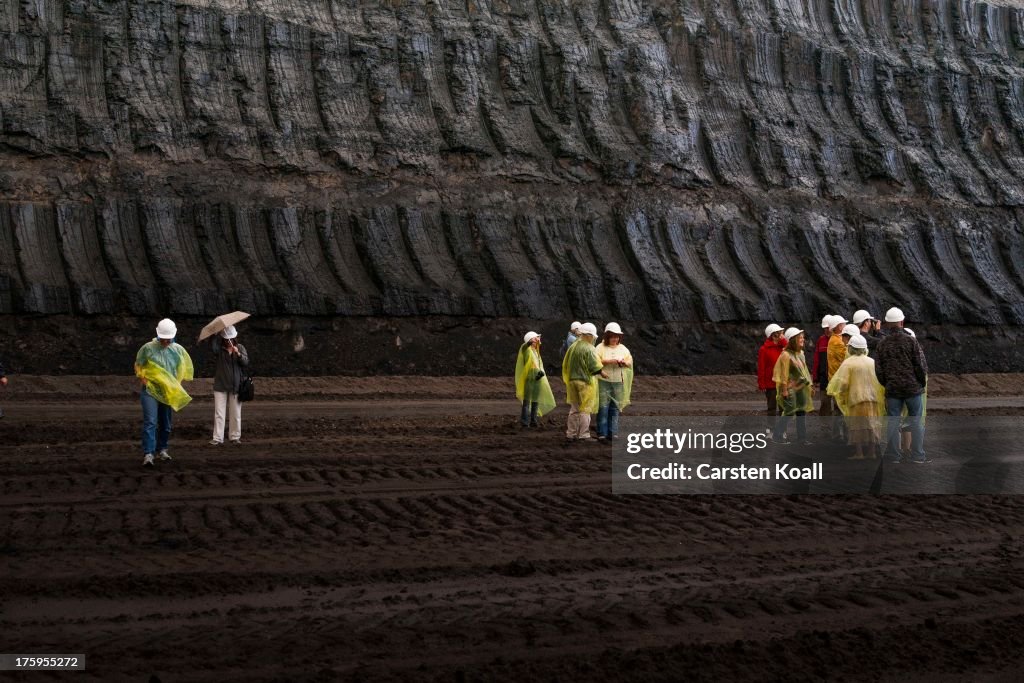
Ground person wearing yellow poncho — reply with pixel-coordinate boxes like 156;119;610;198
562;322;607;442
515;331;556;428
771;327;815;446
827;335;884;460
134;318;194;468
595;322;633;442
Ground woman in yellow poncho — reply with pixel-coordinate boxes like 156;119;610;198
134;318;194;467
515;331;556;428
562;322;607;442
772;327;814;446
595;322;633;442
827;335;883;460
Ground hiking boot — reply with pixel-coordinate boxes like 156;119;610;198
230;439;241;445
209;439;222;446
158;450;172;462
143;453;155;467
911;456;932;464
771;437;791;445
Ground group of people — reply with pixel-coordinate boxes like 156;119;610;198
133;318;250;467
515;321;634;442
757;307;929;463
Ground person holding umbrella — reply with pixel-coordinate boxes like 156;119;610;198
210;325;250;445
135;318;194;467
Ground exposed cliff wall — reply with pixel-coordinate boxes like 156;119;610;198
2;0;1024;331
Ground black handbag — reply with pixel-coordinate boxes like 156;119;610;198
238;372;255;402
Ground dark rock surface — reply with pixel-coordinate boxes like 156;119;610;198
1;0;1023;372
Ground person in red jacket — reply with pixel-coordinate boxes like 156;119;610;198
758;324;787;435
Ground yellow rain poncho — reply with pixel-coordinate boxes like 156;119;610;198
562;337;603;414
134;340;194;411
773;349;814;416
827;354;884;417
515;343;557;416
595;342;634;411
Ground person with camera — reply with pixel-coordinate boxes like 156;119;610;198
210;325;249;445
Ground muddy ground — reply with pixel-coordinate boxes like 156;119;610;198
2;375;1024;681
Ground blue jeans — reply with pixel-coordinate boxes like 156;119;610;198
597;381;623;437
885;394;925;462
141;390;173;455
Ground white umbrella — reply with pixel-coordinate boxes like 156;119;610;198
198;311;251;342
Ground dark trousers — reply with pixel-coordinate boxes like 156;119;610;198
774;411;807;442
520;400;538;426
764;389;778;430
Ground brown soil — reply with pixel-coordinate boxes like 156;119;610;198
2;376;1024;681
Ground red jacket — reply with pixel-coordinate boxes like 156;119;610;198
811;333;830;387
757;338;786;390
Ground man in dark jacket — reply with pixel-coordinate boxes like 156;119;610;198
210;326;250;445
875;307;928;463
0;356;7;419
852;309;882;353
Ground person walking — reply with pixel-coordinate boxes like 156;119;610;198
875;307;929;464
559;321;582;359
595;322;633;441
210;325;250;445
134;319;194;467
772;327;815;446
827;335;883;460
758;324;786;436
0;355;7;419
812;315;834;419
515;331;556;428
562;323;607;442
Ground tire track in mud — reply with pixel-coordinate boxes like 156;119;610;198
3;398;1024;680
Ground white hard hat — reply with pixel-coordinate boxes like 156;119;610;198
841;324;859;337
904;328;916;338
523;331;540;344
570;321;582;332
848;335;868;349
885;307;905;322
783;327;803;341
821;315;833;329
604;322;623;335
579;322;598;337
831;316;848;328
851;310;874;325
156;318;177;340
764;323;784;338
221;325;238;339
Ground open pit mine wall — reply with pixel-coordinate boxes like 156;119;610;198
2;0;1024;330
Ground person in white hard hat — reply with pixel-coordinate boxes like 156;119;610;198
595;323;633;441
562;323;607;442
772;327;814;446
559;321;583;359
827;335;883;460
210;325;250;446
758;324;786;435
515;331;556;428
134;319;195;468
875;307;929;463
852;309;880;351
812;315;835;420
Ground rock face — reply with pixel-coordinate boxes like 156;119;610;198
2;0;1024;331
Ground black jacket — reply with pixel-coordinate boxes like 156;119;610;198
0;357;5;377
875;329;927;398
212;340;249;393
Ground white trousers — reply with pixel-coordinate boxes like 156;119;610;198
213;391;242;442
